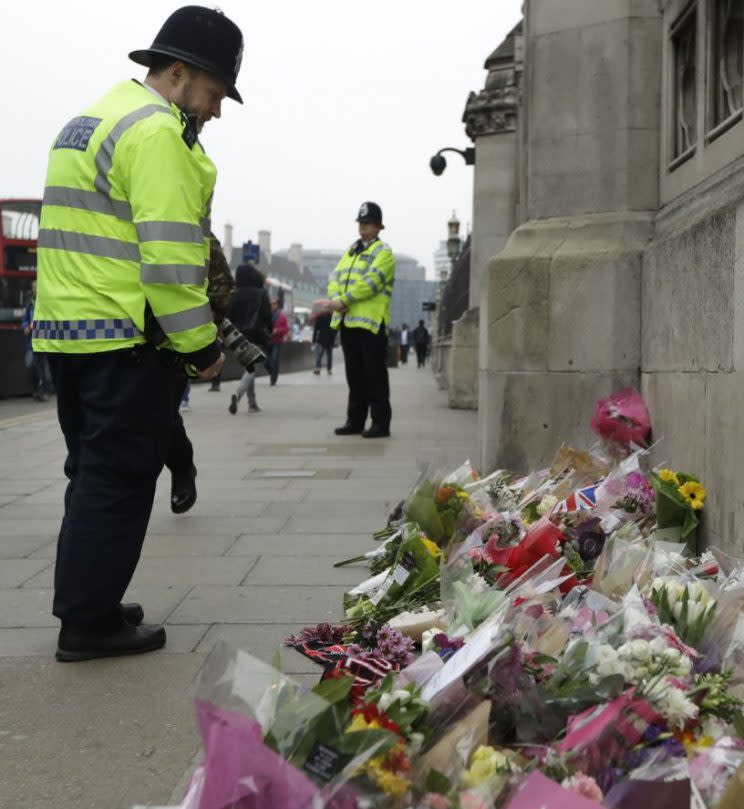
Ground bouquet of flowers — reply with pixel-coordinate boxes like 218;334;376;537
650;467;707;544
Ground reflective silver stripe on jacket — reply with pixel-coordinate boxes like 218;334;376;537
43;186;133;220
38;229;140;261
94;103;173;197
141;263;207;285
157;301;212;333
135;221;204;244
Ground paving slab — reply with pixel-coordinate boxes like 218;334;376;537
169;584;349;624
0;559;52;588
241;555;370;586
227;532;376;556
195;623;327;673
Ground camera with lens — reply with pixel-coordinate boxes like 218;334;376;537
221;317;266;372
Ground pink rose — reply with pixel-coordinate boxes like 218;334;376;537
422;794;452;809
459;790;490;809
562;772;603;802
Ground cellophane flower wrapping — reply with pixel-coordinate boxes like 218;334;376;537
169;641;398;809
590;389;651;448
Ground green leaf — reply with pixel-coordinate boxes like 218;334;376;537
334;727;397;756
425;768;453;795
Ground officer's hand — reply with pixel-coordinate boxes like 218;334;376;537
330;299;346;313
196;352;225;381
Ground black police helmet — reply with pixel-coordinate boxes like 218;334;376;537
356;201;384;229
129;6;244;103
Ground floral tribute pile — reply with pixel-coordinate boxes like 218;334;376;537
138;389;744;809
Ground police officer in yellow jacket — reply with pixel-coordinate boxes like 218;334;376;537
32;6;244;661
328;202;396;438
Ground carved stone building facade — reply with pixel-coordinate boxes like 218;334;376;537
458;0;744;551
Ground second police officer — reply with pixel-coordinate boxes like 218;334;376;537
32;6;244;661
328;202;396;438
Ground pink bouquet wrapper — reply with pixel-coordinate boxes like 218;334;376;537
558;689;663;771
590;389;651;447
504;771;605;809
191;699;357;809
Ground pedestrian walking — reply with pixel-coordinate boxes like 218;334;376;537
312;310;335;375
21;281;53;401
267;299;289;385
328;201;396;438
413;319;430;368
399;323;410;364
228;262;272;413
32;5;243;661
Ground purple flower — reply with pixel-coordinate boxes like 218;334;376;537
285;622;347;647
575;518;606;562
643;724;666;744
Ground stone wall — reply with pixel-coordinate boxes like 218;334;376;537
642;156;744;553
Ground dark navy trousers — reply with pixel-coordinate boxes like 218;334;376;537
49;345;180;627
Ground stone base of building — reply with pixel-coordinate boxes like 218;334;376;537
431;337;452;391
448;308;479;410
479;211;651;473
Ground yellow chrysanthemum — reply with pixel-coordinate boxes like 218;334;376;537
372;769;410;798
420;536;442;558
678;481;706;510
659;468;680;485
345;714;377;733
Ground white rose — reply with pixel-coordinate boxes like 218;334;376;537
662;647;682;664
649;636;667;656
629;640;651;661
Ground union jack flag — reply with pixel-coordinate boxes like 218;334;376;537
553;485;599;514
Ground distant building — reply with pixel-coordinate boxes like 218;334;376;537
433;241;451;283
227;230;323;310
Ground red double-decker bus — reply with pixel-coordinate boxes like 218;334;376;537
0;198;41;396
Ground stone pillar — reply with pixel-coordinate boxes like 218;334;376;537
479;0;661;473
448;24;523;410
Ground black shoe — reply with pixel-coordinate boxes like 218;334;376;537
56;621;166;662
121;602;144;626
335;423;364;436
228;394;238;415
362;425;390;439
171;464;197;514
209;385;221;392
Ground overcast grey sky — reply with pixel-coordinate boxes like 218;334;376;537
3;1;522;275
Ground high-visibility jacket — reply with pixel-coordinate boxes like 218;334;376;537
33;80;218;367
327;239;395;333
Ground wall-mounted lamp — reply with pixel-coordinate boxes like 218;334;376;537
429;147;475;176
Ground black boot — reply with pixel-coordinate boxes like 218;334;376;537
56;621;166;662
334;423;364;436
171;464;197;514
121;602;144;625
362;424;390;439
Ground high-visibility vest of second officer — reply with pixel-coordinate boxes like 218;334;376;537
33;79;219;369
327;234;396;335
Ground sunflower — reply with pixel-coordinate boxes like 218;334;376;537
659;468;680;485
678;481;706;510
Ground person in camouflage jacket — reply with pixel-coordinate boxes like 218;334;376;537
165;234;235;513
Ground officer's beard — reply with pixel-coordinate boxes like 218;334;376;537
174;81;205;133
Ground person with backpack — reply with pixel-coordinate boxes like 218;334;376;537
228;263;272;413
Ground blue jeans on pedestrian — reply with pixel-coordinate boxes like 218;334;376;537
314;343;333;371
268;344;281;385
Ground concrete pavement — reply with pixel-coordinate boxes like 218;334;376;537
0;361;477;809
